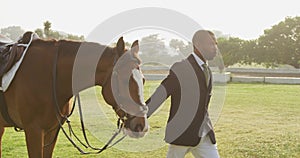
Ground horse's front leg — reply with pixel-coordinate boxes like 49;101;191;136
43;127;60;158
0;127;4;158
25;127;44;158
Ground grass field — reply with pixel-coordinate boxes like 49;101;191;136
1;83;300;158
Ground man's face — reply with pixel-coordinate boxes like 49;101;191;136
197;35;218;60
196;35;218;61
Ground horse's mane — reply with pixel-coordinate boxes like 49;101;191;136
30;38;142;65
31;38;116;58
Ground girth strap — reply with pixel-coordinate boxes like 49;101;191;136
0;90;20;130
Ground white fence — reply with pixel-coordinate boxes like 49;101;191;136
231;76;300;84
144;73;231;82
142;66;300;84
226;68;300;75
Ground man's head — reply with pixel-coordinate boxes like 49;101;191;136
192;30;218;61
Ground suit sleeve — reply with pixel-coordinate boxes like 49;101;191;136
146;66;177;118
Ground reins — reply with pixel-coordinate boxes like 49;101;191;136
51;44;126;154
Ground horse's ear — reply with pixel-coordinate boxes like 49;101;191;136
131;40;139;55
116;37;125;54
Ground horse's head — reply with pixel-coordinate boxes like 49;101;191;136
101;37;149;138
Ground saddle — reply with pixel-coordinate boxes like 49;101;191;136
0;44;24;77
0;32;38;78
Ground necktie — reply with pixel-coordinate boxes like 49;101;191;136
202;63;210;86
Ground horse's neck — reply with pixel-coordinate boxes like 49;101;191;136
56;40;114;99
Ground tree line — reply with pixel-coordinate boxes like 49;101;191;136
139;16;299;68
219;16;300;68
0;21;84;41
1;16;299;68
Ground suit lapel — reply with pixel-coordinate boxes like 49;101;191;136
187;55;208;90
207;66;213;90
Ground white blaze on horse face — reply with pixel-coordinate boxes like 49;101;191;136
132;68;145;104
124;68;149;138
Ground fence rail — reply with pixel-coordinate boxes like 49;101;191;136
141;66;300;84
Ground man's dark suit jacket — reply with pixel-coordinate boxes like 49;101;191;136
146;54;216;147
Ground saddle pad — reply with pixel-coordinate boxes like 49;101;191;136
0;34;34;92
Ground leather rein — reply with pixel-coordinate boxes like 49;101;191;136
51;45;127;154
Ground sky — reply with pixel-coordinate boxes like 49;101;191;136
0;0;299;42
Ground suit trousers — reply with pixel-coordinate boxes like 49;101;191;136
166;134;219;158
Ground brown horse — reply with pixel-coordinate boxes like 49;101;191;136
0;34;149;157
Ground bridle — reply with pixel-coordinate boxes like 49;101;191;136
51;45;147;154
101;51;148;125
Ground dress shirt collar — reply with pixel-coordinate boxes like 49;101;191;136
192;52;206;70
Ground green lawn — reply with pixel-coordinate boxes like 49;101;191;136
1;83;300;158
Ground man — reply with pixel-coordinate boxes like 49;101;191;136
146;30;220;158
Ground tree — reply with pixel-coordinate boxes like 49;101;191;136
242;40;259;65
34;21;85;41
169;39;185;51
169;39;192;57
139;34;165;62
139;34;184;65
43;21;52;38
0;26;25;41
216;16;300;68
217;37;245;67
140;34;165;55
257;16;300;68
34;28;44;38
66;34;85;41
